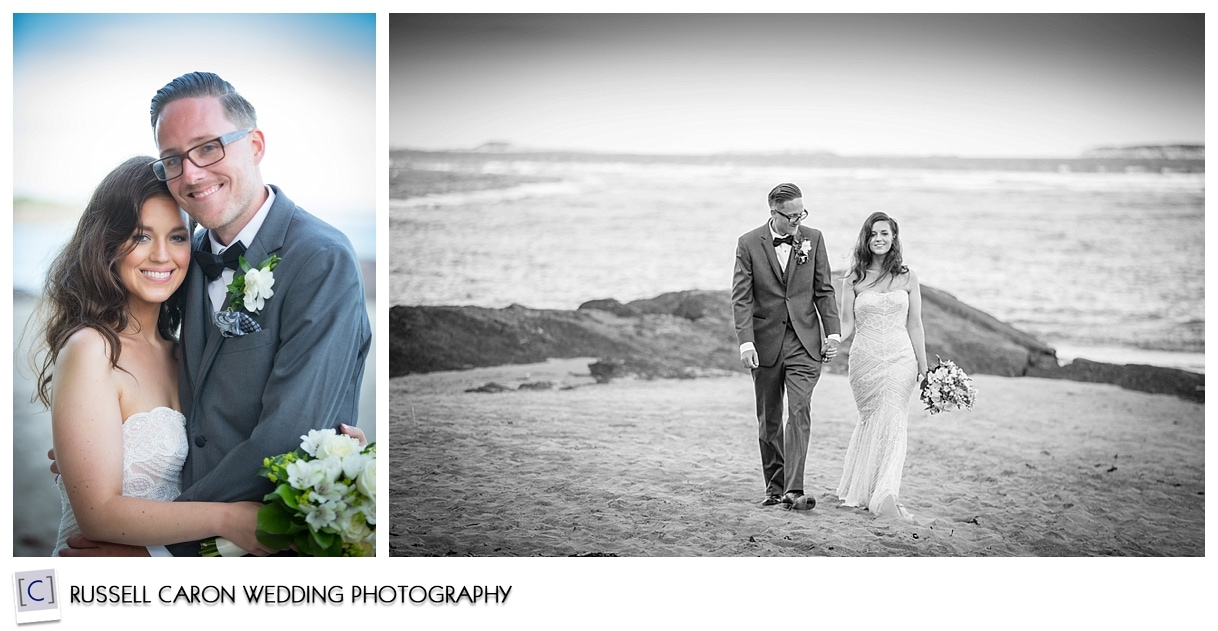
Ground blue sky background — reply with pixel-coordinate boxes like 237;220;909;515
14;13;375;237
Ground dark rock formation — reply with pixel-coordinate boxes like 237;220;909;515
1029;359;1203;403
390;287;1202;402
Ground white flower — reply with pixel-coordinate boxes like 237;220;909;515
310;458;348;503
242;266;275;312
299;428;331;457
302;500;339;531
355;456;376;503
339;506;373;544
286;458;325;491
800;240;812;253
339;452;364;480
316;432;362;460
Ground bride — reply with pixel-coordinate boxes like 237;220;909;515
835;212;928;520
35;156;271;556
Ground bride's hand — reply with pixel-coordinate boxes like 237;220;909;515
340;423;367;447
223;501;279;557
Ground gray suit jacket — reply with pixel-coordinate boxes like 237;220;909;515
168;185;371;556
732;223;840;367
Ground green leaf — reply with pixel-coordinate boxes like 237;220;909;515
255;529;296;550
305;529;341;557
255;502;297;535
263;483;301;511
257;254;281;271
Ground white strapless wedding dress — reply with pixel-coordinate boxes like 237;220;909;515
52;407;188;556
837;291;918;518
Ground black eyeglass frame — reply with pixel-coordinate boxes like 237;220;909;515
149;128;254;181
771;207;808;223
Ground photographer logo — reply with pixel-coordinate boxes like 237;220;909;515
13;569;60;624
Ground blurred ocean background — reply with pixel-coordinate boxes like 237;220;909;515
390;150;1203;373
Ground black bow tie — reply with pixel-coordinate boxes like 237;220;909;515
773;235;795;247
194;241;247;281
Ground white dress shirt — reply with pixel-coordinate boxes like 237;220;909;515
206;186;276;312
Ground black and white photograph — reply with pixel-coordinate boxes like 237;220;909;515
388;13;1203;558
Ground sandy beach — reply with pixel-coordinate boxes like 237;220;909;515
389;358;1203;557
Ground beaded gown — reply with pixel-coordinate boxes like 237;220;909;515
52;407;187;556
836;291;918;515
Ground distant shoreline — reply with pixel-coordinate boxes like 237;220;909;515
392;147;1205;174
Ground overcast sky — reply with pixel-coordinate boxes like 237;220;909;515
390;13;1203;157
13;13;375;214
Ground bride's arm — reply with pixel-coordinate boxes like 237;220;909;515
838;277;857;344
51;329;270;554
905;269;929;377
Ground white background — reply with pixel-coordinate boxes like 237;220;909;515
3;2;1214;630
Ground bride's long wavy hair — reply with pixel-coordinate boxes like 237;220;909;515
33;156;187;408
848;211;908;287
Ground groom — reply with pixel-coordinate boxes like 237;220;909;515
732;183;840;510
60;72;371;556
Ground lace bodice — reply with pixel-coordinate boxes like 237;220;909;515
52;407;187;555
851;291;915;357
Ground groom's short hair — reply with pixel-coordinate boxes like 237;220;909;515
768;183;802;208
149;71;258;131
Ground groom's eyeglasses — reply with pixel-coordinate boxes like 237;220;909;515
772;208;808;223
150;129;254;181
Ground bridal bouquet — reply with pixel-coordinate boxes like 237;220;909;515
920;355;977;414
201;428;376;557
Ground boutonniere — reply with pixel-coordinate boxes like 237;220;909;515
214;255;281;338
794;239;812;265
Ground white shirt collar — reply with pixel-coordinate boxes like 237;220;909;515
207;185;276;253
768;221;797;242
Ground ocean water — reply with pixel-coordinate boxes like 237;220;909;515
390;153;1204;372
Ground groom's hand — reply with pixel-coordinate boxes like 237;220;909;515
740;349;759;370
59;534;151;557
822;337;840;362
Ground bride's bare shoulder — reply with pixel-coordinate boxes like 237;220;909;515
57;328;114;369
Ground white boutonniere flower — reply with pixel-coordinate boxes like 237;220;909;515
795;239;812;265
213;254;282;338
224;254;281;315
242;266;275;312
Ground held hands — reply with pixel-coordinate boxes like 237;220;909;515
821;338;840;362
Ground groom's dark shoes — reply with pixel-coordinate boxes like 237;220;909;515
761;494;783;506
783;491;815;510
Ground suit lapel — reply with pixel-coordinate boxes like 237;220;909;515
188;186;294;394
759;228;785;285
182;230;212;392
784;229;806;287
783;242;798;287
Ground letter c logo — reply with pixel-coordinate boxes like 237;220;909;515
26;579;45;602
